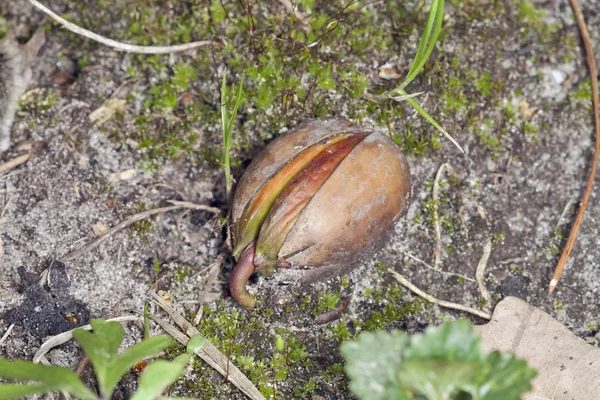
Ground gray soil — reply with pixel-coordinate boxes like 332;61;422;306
1;0;599;399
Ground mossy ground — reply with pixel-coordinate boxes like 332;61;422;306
1;0;600;399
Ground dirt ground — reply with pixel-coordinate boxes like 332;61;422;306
1;0;600;399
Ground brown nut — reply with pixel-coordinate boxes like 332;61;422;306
229;118;411;309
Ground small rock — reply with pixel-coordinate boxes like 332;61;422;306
92;221;108;236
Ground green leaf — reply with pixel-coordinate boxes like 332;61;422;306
465;351;537;400
275;335;285;352
393;0;444;93
404;320;484;363
130;354;190;400
0;384;57;399
340;330;410;400
403;90;464;152
108;336;173;396
0;359;96;400
72;319;172;398
341;321;536;400
220;69;244;196
398;360;479;400
220;68;231;194
400;0;441;91
186;335;206;354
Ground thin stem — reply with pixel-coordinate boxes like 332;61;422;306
27;0;220;53
549;0;600;292
230;243;257;310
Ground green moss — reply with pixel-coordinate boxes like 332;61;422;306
0;11;7;38
326;321;351;341
475;72;493;96
130;202;155;245
546;226;565;256
518;0;559;41
19;89;59;112
519;0;546;26
552;299;564;312
570;78;594;104
316;291;341;314
523;120;540;138
361;284;425;331
173;265;191;283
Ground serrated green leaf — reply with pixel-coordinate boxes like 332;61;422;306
0;359;96;400
404;320;484;363
340;330;410;400
465;351;537;400
72;319;172;398
341;321;536;400
130;354;190;400
398;360;479;400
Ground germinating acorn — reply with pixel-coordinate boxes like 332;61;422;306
229;118;411;309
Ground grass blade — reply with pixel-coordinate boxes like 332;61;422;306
402;89;463;153
407;0;444;89
221;69;232;196
399;0;441;91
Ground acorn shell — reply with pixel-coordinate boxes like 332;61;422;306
230;118;411;283
278;129;411;282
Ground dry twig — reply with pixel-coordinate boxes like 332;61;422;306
475;239;492;302
549;0;600;292
398;249;475;282
388;269;492;320
0;324;15;346
61;201;220;262
0;153;32;174
497;256;535;265
27;0;221;54
0;196;12;218
193;253;224;325
33;316;141;363
149;292;265;400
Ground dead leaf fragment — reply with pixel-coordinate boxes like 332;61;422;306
379;62;404;80
157;289;172;303
475;296;600;400
106;197;117;208
518;100;539;120
108;168;136;182
180;91;194;107
89;98;126;126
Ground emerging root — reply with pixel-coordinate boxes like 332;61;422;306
230;243;257;310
